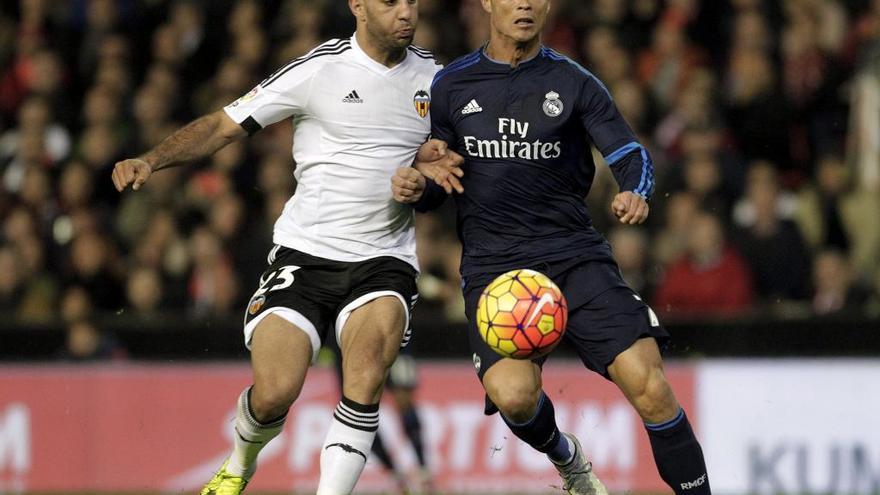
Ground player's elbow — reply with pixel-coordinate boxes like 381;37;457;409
213;110;248;143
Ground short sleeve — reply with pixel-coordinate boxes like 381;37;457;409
223;56;324;134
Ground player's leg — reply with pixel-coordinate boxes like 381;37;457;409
202;313;313;494
608;338;710;495
463;273;572;459
388;355;433;492
481;358;604;495
316;295;407;495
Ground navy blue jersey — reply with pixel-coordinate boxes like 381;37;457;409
417;47;654;281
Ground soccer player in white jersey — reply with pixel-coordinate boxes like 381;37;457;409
111;1;451;494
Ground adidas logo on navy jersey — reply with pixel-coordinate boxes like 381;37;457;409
461;99;483;115
342;90;363;103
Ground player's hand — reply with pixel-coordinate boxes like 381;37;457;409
612;191;650;225
111;158;153;192
414;139;464;194
392;167;427;204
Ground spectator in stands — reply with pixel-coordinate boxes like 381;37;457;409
0;95;71;166
125;266;164;317
57;319;127;362
795;154;880;282
67;230;124;311
59;285;92;323
733;161;810;303
608;226;655;301
724;47;792;170
811;248;871;315
653;191;699;267
12;233;57;321
0;245;22;313
187;225;239;316
654;211;754;316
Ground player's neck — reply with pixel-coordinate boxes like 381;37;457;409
355;30;407;68
485;34;541;68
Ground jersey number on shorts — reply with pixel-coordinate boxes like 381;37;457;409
254;265;301;297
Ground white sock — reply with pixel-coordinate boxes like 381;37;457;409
226;386;286;478
316;397;379;495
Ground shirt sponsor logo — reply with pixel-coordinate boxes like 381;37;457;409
463;117;562;160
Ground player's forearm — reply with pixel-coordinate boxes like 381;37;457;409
140;111;243;171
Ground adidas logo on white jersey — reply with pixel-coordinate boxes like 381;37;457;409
461;99;483;115
342;90;363;103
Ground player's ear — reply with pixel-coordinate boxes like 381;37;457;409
480;0;492;14
349;0;365;22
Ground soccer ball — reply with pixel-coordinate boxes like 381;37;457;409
476;269;567;359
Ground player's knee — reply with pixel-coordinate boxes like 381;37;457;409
250;380;301;420
486;379;541;422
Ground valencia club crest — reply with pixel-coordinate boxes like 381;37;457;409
413;90;430;118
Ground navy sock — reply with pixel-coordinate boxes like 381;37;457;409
401;407;428;468
645;409;711;495
501;391;572;463
370;432;396;472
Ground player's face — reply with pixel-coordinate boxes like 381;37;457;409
483;0;550;44
358;0;419;49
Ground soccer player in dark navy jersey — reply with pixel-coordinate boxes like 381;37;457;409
392;1;711;494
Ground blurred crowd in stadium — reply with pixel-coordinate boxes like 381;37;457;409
1;0;880;359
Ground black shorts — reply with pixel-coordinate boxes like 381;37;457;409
464;259;669;383
243;246;418;361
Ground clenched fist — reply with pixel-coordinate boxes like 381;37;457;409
612;191;650;225
111;158;153;192
391;167;427;203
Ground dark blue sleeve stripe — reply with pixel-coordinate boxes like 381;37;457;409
541;47;611;98
604;141;643;166
431;51;481;88
635;147;655;198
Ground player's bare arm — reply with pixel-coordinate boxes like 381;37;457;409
414;139;465;194
612;191;650;225
111;110;247;192
391;167;427;203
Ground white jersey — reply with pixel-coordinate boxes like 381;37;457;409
224;35;440;270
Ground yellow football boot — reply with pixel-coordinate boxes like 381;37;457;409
200;459;249;495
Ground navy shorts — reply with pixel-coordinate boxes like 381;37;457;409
464;259;669;383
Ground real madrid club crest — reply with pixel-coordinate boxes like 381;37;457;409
543;91;563;117
413;90;430;118
248;295;266;315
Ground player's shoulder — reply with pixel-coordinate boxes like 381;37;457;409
260;38;352;87
539;46;610;95
431;48;483;89
407;44;440;64
406;44;443;73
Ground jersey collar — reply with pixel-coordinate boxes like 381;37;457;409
480;43;543;68
350;33;409;74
